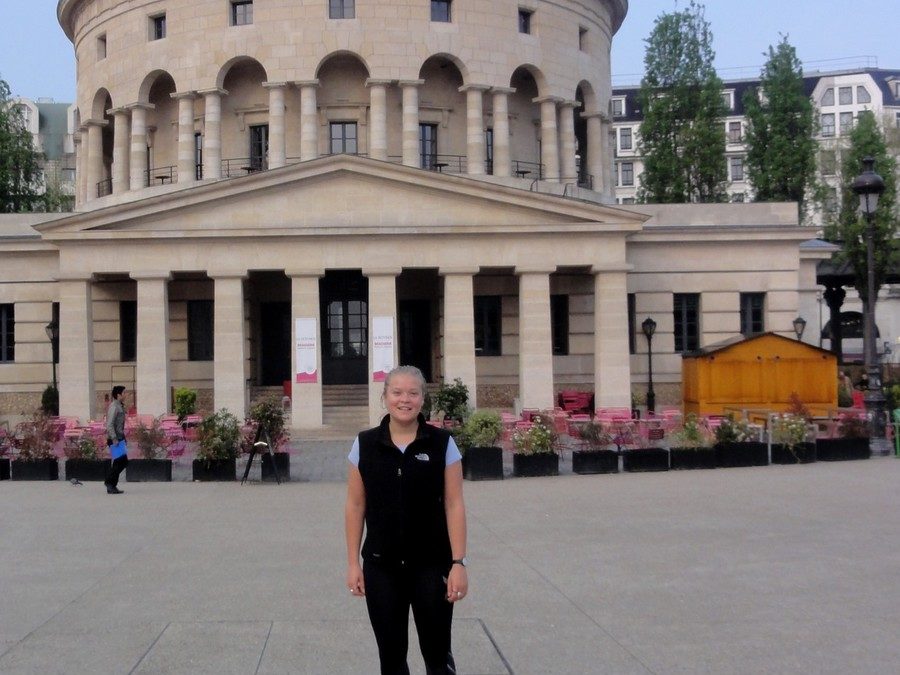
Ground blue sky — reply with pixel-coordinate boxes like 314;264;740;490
2;1;899;101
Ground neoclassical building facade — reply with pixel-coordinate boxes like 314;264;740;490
0;0;820;430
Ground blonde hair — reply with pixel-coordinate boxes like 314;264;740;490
383;365;427;393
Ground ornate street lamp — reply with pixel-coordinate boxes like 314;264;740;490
641;317;657;414
851;156;886;448
44;320;59;392
792;316;806;341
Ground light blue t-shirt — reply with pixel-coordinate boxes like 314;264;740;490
348;435;462;467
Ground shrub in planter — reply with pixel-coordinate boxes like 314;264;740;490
431;378;470;423
714;415;768;467
816;413;871;461
573;421;618;474
770;413;816;464
64;431;110;481
41;385;59;416
460;410;503;480
127;417;173;482
668;413;715;470
193;409;240;481
11;412;60;480
174;387;198;423
512;414;559;477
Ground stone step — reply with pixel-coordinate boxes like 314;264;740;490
322;385;368;407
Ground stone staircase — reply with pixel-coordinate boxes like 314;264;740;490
321;384;369;436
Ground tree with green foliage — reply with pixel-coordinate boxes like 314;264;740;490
0;76;43;212
637;1;727;204
743;37;817;216
826;110;898;302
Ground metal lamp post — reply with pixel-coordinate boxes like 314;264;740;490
792;316;806;342
44;320;58;392
641;317;657;414
851;156;887;449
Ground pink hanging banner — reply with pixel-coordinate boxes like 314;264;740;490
295;318;318;384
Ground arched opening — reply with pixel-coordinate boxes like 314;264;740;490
89;90;114;195
509;67;542;177
219;58;269;174
316;53;370;157
575;83;597;188
145;73;177;182
418;55;466;171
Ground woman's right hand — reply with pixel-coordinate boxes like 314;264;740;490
347;563;365;597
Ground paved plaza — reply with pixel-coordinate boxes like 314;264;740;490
2;457;900;674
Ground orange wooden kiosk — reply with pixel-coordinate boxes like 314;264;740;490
682;333;838;417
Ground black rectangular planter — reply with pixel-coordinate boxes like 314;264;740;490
0;458;9;480
261;452;290;482
126;459;173;482
65;458;112;482
464;446;503;480
622;448;669;472
12;458;59;481
513;452;559;477
715;442;769;468
572;450;618;474
192;458;236;481
815;438;871;461
771;442;817;464
670;447;717;470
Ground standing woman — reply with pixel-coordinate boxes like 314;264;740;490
346;365;468;675
104;385;128;494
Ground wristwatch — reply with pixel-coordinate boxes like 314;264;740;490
451;557;468;567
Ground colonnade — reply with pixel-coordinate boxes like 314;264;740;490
57;267;631;426
74;79;612;204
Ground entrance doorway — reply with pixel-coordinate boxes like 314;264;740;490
399;299;432;381
260;302;291;385
320;271;369;385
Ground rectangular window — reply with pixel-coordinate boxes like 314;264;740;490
550;294;568;356
729;156;744;181
579;26;588;51
485;128;493;175
740;293;765;336
474;296;501;356
896;111;900;128
821;88;834;106
249;124;268;170
839;112;853;134
518;9;533;34
0;304;14;363
821;113;835;137
673;293;699;353
150;14;166;40
621;197;635;205
329;0;355;19
627;293;636;355
97;34;107;60
231;1;253;26
194;132;203;180
620;162;634;186
728;121;742;143
838;86;852;105
419;123;438;169
721;91;734;110
820;149;836;175
619;127;632;151
120;301;137;362
187;300;214;361
431;0;451;22
611;98;625;117
857;86;871;104
330;122;358;154
51;302;59;366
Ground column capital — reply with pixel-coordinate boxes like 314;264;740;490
263;81;289;90
362;267;402;277
458;84;491;93
170;90;198;100
208;271;248;280
285;268;326;278
197;87;229;97
440;266;481;276
124;102;156;112
515;266;557;276
491;86;516;96
581;110;609;122
559;99;582;109
590;264;633;275
82;118;109;128
533;95;564;105
106;107;130;117
399;79;425;88
130;271;172;281
293;79;320;89
365;79;393;88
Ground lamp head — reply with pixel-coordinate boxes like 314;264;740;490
45;320;59;342
641;317;657;339
851;156;885;217
792;316;807;340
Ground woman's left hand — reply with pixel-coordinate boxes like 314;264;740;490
447;564;468;603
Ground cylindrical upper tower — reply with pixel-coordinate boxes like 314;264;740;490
59;0;627;205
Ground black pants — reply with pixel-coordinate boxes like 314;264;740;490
363;559;456;675
105;455;128;488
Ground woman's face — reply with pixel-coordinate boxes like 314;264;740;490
384;374;424;425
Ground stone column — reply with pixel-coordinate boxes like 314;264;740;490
517;269;555;410
296;80;319;161
172;91;197;184
85;119;106;201
366;79;391;161
441;269;479;406
461;85;490;176
593;269;631;408
264;82;287;169
491;87;514;177
128;103;153;190
199;88;226;180
109;108;130;194
133;273;171;416
602;120;615;199
364;269;400;426
400;80;423;168
584;112;605;194
559;100;579;182
212;274;248;418
534;97;561;182
58;277;95;421
73;131;85;207
288;270;325;429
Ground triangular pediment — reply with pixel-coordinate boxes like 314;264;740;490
38;155;647;241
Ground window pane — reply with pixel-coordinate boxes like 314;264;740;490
187;300;214;361
551;295;568;356
674;294;699;353
431;0;451;22
120;301;137;362
740;293;765;336
857;86;871;104
839;112;853;133
821;88;834;106
838;86;852;105
620;127;632;150
821;114;835;137
0;304;14;363
474;296;501;356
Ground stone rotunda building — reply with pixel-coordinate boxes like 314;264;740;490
0;0;818;431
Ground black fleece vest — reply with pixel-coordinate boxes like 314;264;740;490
358;414;452;567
